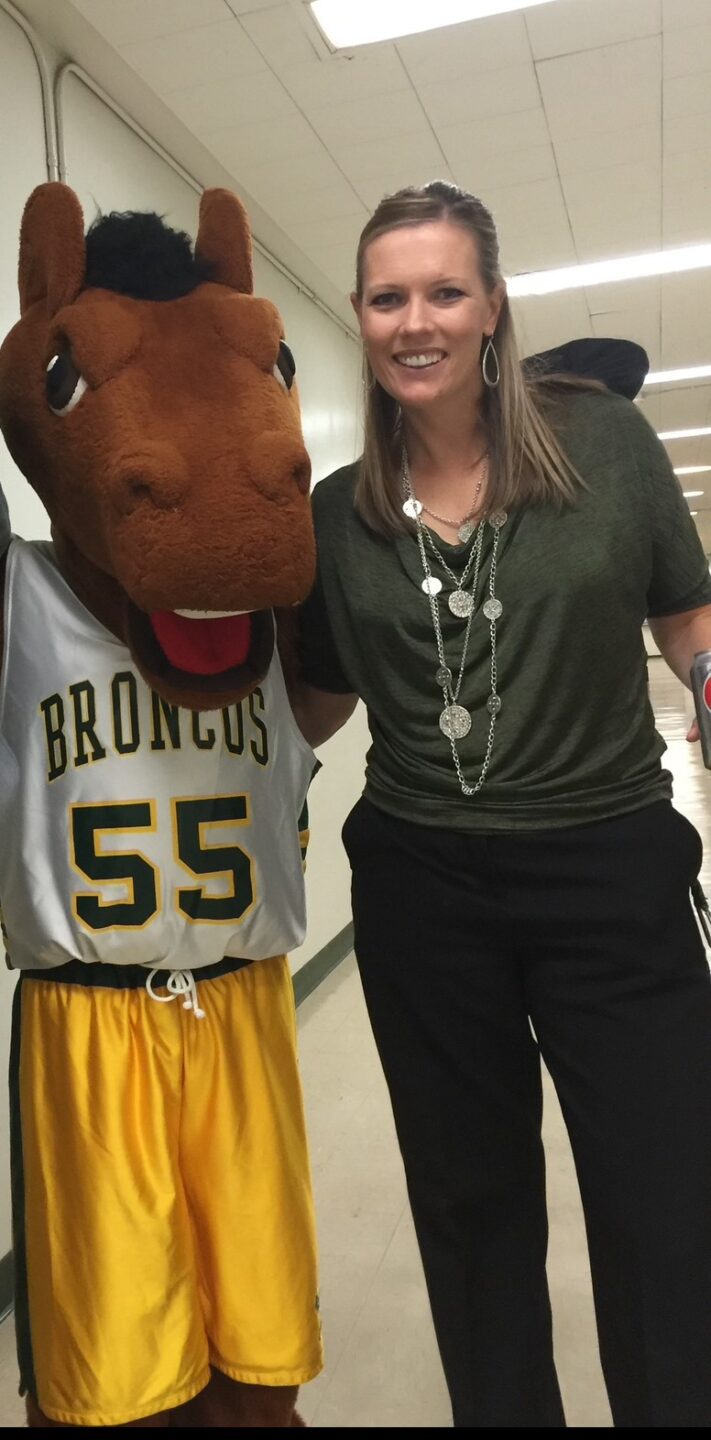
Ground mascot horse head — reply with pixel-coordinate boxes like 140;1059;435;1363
0;183;314;709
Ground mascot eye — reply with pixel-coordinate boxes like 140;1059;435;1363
46;348;88;416
273;341;296;392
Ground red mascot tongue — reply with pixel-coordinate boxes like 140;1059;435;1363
150;611;251;675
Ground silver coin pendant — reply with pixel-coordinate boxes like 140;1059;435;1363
483;597;503;620
487;693;502;715
402;497;422;519
448;589;474;618
458;521;475;543
489;509;508;530
421;575;442;597
439;704;472;740
436;665;453;687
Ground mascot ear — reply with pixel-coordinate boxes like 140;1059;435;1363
196;188;253;295
18;183;86;317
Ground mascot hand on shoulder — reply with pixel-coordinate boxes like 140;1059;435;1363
0;184;322;1430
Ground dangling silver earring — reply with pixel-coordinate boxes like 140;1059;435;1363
482;335;500;389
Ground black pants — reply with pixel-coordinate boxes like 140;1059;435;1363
342;797;711;1428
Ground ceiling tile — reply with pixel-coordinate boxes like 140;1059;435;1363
169;69;296;133
395;12;531;84
307;90;429;150
537;37;661;143
509;290;593;353
582;277;661;367
70;0;230;47
573;214;662;261
302;243;358;295
526;0;661;61
664;69;711;119
562;160;661;233
288;211;366;254
274;50;409;111
501;229;578;275
225;0;293;13
662;0;711;29
436;108;550;169
331;130;448;183
240;3;324;69
664;111;711;155
657;387;711;429
235;150;349;203
484;177;570;238
636;394;662;428
454;143;558;193
663;182;711;244
418;63;540;128
553;124;659;176
663;20;711;76
662;270;711;333
663;150;711;186
119;20;265;94
584;275;661;316
266;182;366;229
205;112;324;170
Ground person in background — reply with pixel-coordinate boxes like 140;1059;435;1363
293;181;711;1429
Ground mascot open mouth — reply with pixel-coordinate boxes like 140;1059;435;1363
151;607;253;675
125;601;275;695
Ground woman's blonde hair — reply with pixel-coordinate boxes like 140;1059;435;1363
354;181;598;536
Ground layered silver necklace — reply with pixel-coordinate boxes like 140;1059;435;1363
401;451;507;797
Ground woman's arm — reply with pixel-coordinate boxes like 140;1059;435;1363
649;605;711;689
290;681;358;748
649;605;711;741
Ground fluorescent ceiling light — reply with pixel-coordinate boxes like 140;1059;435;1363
684;490;705;497
644;365;711;387
310;0;556;49
676;467;711;476
508;244;711;298
691;511;699;516
659;427;711;441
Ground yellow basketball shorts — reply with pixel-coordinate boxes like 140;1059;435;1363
10;953;323;1427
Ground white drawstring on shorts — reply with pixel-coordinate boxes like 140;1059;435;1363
145;968;205;1019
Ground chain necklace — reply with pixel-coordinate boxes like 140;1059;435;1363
419;450;489;543
419;459;489;618
401;451;507;798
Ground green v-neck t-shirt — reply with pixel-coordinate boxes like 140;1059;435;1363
299;390;711;832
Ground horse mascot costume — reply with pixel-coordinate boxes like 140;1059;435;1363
0;182;322;1428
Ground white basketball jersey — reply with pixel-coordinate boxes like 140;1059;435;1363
0;539;316;972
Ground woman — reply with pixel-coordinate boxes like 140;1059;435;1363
295;182;711;1428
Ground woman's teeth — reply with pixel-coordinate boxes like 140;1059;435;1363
395;352;445;368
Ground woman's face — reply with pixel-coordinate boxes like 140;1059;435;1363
353;220;504;417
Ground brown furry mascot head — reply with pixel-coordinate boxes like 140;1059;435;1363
0;183;315;710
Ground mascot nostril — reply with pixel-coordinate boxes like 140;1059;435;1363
294;456;312;496
248;434;312;503
114;467;185;517
0;181;322;1429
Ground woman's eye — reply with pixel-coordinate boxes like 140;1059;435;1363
435;287;464;301
370;292;400;308
273;340;296;392
45;348;87;415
